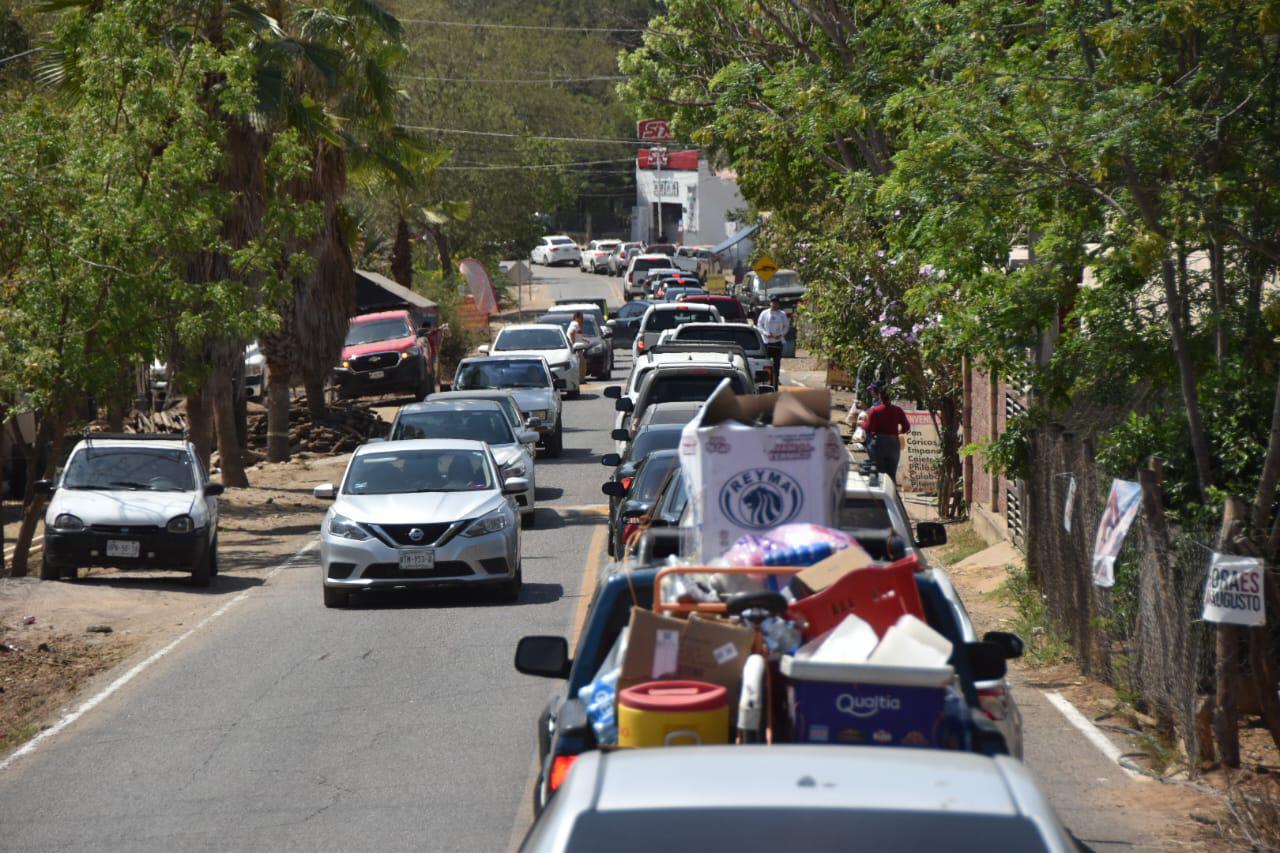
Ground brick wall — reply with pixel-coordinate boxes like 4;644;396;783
963;362;1016;540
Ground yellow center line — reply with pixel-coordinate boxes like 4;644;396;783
570;523;608;648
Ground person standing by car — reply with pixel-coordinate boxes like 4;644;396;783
566;311;587;383
864;380;912;480
756;296;790;384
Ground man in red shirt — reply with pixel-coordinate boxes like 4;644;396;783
864;381;911;479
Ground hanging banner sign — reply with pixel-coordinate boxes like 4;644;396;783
1091;479;1142;588
1063;476;1076;533
1202;553;1266;626
636;119;671;141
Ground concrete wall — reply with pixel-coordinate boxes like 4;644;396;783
634;161;745;246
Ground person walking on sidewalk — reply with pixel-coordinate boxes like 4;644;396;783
756;296;790;385
865;381;911;480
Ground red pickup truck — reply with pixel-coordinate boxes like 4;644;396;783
333;310;441;401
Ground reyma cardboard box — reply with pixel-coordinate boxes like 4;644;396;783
679;381;850;560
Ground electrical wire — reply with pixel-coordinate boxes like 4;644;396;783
399;19;645;33
437;158;636;171
402;73;627;84
398;124;689;147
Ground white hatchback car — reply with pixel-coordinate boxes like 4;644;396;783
580;239;620;273
482;324;587;397
531;235;582;267
37;435;223;585
315;439;526;607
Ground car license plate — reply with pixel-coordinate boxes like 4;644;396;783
369;369;385;379
399;549;434;570
107;540;140;558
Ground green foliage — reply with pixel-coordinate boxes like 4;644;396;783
999;563;1072;668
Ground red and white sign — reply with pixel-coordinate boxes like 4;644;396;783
637;148;699;170
637;119;671;141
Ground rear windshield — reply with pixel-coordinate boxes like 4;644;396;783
685;299;744;321
550;237;575;245
840;497;895;531
643;308;717;332
629;428;683;460
675;325;760;350
391;409;514;445
650;374;745;405
454;360;548;390
345;317;411;346
664;288;706;301
633;454;678;501
633;258;670;272
495;328;565;351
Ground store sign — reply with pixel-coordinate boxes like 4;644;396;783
895;411;942;494
1202;553;1266;626
637;148;699;170
637;119;671;141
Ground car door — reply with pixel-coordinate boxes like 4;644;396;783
194;447;218;528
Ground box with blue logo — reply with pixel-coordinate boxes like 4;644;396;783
679;381;849;561
780;657;956;748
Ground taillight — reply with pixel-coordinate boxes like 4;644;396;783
622;522;639;546
549;754;578;792
621;476;633;491
977;686;1007;721
636;340;645;352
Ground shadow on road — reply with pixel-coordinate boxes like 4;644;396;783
338;581;563;610
542;448;603;465
66;572;266;595
529;509;606;531
534;486;564;501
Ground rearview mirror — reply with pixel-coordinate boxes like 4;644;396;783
554;378;567;390
601;481;625;497
964;641;1008;682
203;483;225;497
34;479;56;496
525;416;543;429
572;342;589;352
983;631;1025;660
615;397;634;413
313;483;336;499
503;477;529;495
603;386;622;399
916;521;948;548
601;327;612;337
601;453;621;467
514;635;571;679
610;428;630;442
517;430;539;445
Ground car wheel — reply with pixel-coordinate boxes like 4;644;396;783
323;586;348;608
547;419;564;457
39;551;60;581
412;368;432;402
190;544;212;587
522;511;535;530
498;562;523;602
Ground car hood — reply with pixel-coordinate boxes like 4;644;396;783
507;388;555;414
765;285;807;299
493;347;571;365
51;490;197;525
336;490;503;525
342;337;416;359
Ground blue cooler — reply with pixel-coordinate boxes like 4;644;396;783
780;656;957;748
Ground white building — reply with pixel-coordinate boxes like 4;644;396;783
632;150;747;247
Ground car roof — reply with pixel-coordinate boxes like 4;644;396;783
589;746;1022;816
73;436;189;452
427;389;515;401
549;303;605;313
458;354;548;366
846;466;896;497
633;254;672;261
498;323;565;333
644;401;704;415
396;399;503;414
645;302;717;312
350;310;409;323
355;438;488;454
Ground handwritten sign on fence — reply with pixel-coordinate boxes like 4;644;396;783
895;411;941;495
1202;553;1266;626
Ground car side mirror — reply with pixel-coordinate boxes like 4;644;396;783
517;430;539;445
525;416;542;429
756;385;776;395
572;342;588;352
554;378;567;390
203;483;225;497
601;327;612;338
610;428;630;442
983;631;1025;660
620;502;648;519
514;636;571;679
915;521;948;548
964;641;1009;681
601;481;625;497
601;453;621;467
313;483;336;500
615;397;634;413
366;437;386;444
34;479;56;496
603;386;622;399
503;477;529;495
477;344;491;355
606;319;618;328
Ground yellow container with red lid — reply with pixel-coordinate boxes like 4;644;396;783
617;680;730;748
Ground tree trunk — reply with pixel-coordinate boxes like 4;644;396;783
265;365;292;463
304;373;327;422
428;226;452;279
10;407;68;577
186;385;213;471
1137;459;1177;738
1213;497;1246;768
1247;626;1280;753
391;216;413;287
107;401;124;433
933;393;964;520
1209;239;1228;366
211;366;248;488
1160;258;1214;500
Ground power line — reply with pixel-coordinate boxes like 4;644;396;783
399;18;645;33
402;73;627;84
438;158;636;171
398;124;690;147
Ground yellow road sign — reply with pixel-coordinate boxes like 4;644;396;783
752;255;779;282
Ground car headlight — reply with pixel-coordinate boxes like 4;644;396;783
400;347;422;361
53;513;84;532
341;359;351;369
167;515;195;534
328;512;371;541
462;509;509;538
502;460;528;478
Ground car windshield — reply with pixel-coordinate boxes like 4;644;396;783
556;810;1048;852
840;497;895;531
767;271;802;289
656;469;688;521
454;360;548;389
541;315;599;336
629;428;683;460
644;309;716;332
495;328;565;351
345;317;411;346
343;449;494;495
676;326;760;350
392;410;515;445
63;447;196;492
632;454;678;501
651;375;744;405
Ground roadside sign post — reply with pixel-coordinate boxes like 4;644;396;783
753;255;779;283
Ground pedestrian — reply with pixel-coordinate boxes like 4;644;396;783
756;296;790;384
566;311;587;383
864;381;911;480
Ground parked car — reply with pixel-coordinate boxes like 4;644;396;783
387;399;537;526
580;239;620;273
603;300;650;349
483;324;587;398
451;356;564;457
520;746;1075;852
333;310;436;401
426;389;531;438
531;235;582;267
643;242;677;256
537;312;613;379
733;268;806;356
676;293;747;323
643;270;693;298
315;439;525;607
37;434;223;585
631;302;722;357
553;298;609;321
660;322;773;384
601;448;679;558
613;357;756;444
625;254;681;299
599;423;684;526
660;286;707;303
608;242;643;276
671;245;712;280
243;340;266;400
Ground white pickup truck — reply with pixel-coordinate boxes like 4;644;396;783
671;245;713;280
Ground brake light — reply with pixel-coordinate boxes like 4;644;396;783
621;476;633;491
976;686;1007;721
549;755;578;792
636;340;645;352
622;521;639;546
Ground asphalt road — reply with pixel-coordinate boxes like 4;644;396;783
521;261;624;314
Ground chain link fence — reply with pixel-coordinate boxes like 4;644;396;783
1026;424;1216;766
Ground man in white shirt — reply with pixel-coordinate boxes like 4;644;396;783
756;296;790;384
566;311;586;382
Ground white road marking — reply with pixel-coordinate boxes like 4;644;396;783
1044;691;1148;782
0;540;319;772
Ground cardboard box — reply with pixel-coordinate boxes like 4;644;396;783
789;543;875;598
680;381;850;560
619;608;755;700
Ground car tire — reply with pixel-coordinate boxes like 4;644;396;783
208;537;219;577
323;586;348;608
547;419;564;457
412;368;432;402
522;511;535;530
39;551;60;581
498;562;523;602
190;544;212;587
